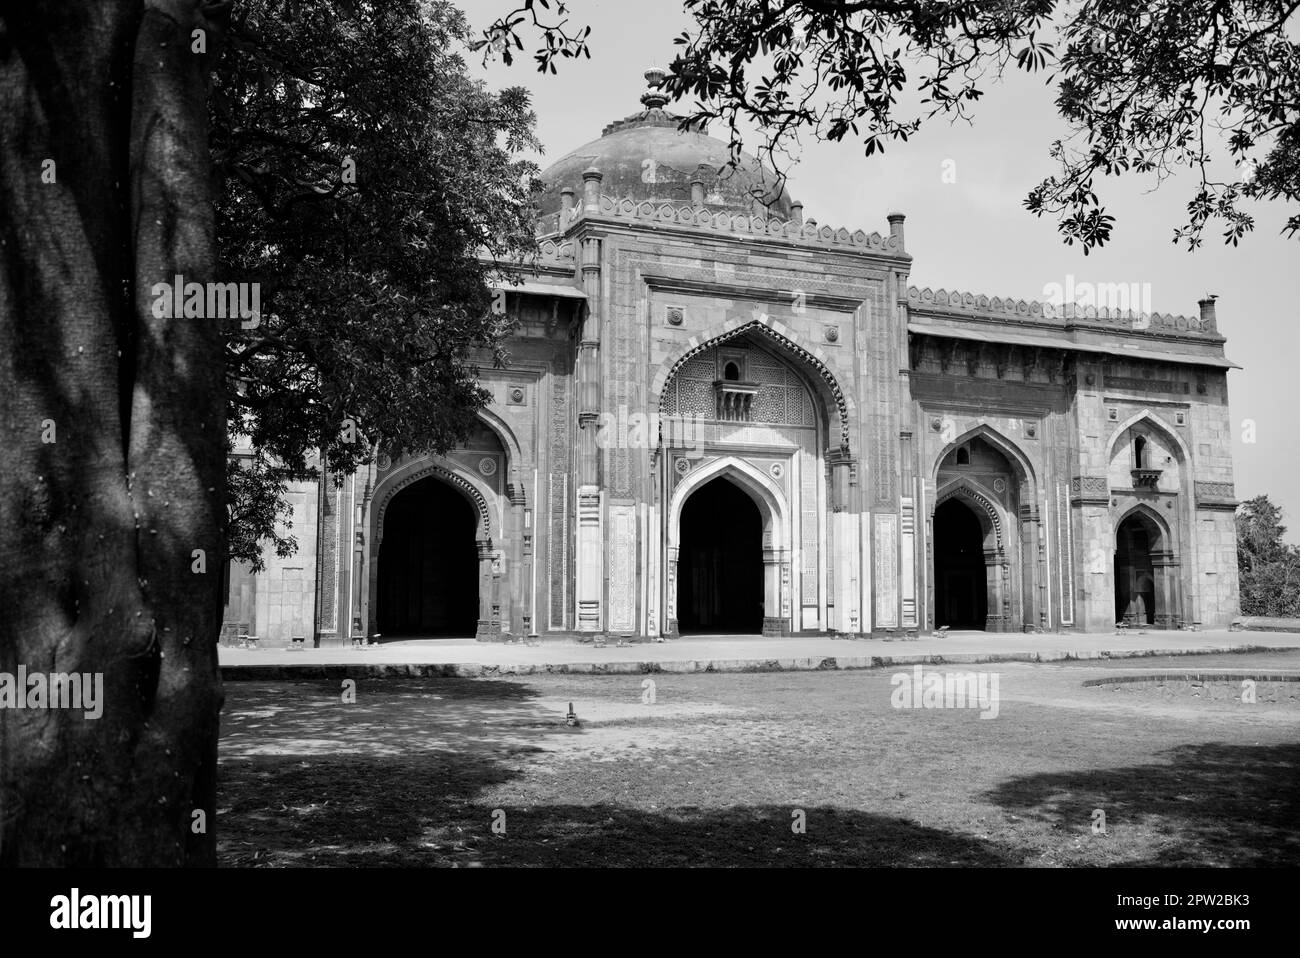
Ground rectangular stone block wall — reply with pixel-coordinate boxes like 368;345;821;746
253;480;318;645
1196;511;1240;627
220;558;257;644
1190;405;1236;483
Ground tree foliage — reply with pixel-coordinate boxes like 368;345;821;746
472;0;591;71
213;0;544;569
1038;0;1300;249
1236;495;1300;617
515;0;1300;252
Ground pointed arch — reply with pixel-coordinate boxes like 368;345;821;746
1113;500;1181;629
372;458;496;546
1107;410;1190;465
652;315;854;451
1113;501;1172;551
666;455;793;638
935;478;1006;552
367;458;500;642
933;423;1036;487
478;407;526;505
668;455;790;550
933;477;1017;632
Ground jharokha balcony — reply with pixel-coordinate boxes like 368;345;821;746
714;380;760;421
1131;468;1162;489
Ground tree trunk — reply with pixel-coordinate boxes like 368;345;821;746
0;0;224;866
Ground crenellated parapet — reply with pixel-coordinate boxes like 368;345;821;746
534;238;575;266
538;193;905;256
478;237;576;276
907;286;1224;341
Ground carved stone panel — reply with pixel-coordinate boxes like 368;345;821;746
874;513;899;628
607;504;637;632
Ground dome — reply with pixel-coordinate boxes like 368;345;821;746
537;70;796;221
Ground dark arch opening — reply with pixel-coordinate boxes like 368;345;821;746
933;497;988;630
723;361;740;381
1114;512;1159;627
677;477;763;634
1134;435;1147;469
378;478;478;637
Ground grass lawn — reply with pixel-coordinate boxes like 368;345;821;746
217;651;1300;867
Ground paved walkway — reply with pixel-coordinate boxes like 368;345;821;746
219;629;1300;678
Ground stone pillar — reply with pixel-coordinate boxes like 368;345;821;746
520;505;535;636
351;529;365;641
900;495;917;629
1019;501;1040;632
1152;550;1178;629
475;538;499;640
984;548;1009;632
833;510;861;634
1071;478;1114;631
560;186;576;224
690;178;704;208
898;423;917;631
359;464;378;642
922;480;938;635
1038;496;1051;631
789;201;803;227
1003;550;1014;632
763;547;788;636
664;545;680;638
575;491;603;636
824;449;859;634
503;488;523;640
1173;554;1188;628
575;227;604;634
827;448;854;511
492;548;506;636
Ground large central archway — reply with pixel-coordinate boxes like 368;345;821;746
677;477;764;633
931;428;1030;633
377;477;479;637
1114;508;1167;628
665;456;791;637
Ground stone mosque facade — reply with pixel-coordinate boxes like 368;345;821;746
222;73;1241;646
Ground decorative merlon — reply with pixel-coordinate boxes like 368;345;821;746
907;286;1221;338
536;193;903;255
537;238;575;262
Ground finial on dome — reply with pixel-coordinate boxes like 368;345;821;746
640;67;669;109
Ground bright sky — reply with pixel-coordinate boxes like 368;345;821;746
466;0;1300;541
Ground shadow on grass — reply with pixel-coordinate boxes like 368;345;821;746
221;678;559;759
219;679;1016;865
982;742;1300;866
218;750;1015;867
